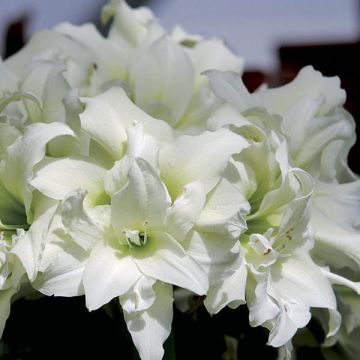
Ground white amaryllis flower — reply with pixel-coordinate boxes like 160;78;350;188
206;66;360;291
251;68;360;284
62;160;208;358
201;89;340;348
1;0;359;358
205;68;360;286
28;85;248;358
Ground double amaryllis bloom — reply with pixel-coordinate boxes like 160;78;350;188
1;1;359;359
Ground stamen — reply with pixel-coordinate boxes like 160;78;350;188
123;223;149;248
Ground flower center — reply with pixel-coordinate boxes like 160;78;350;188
123;228;148;248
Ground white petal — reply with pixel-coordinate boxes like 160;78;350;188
175;81;220;132
5;29;93;78
104;155;132;196
196;178;249;238
20;61;70;125
248;274;280;327
160;128;248;198
122;281;173;360
268;315;297;348
11;195;58;281
268;302;311;347
186;230;241;285
126;123;159;169
83;242;141;310
205;70;255;112
311;207;360;270
316;109;356;181
207;103;248;131
103;122;161;196
253;147;308;219
56;22;127;80
3;122;74;218
204;259;247;314
101;0;154;47
132;231;208;295
256;66;346;116
167;181;206;241
280;96;322;156
120;275;156;313
130;34;194;124
277;170;313;232
31;156;108;207
111;158;170;236
80;87;173;160
321;267;360;295
293;111;354;170
33;210;87;297
314;179;360;233
37;241;87;297
61;190;113;251
270;251;336;310
79;87;130;159
327;309;342;338
190;39;244;88
285;301;312;329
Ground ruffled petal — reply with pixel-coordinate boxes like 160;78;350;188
61;190;113;251
132;231;208;295
166;181;206;242
121;281;173;360
111;158;170;236
204;259;247;314
2;122;74;219
31;156;108;207
80;87;173;160
83;242;141;310
160;129;248;198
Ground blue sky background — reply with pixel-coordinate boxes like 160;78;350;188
1;0;359;71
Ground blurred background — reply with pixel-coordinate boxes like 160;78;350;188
1;0;359;70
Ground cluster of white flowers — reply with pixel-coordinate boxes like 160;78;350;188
1;1;359;358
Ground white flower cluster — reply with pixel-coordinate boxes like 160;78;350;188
1;1;359;358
